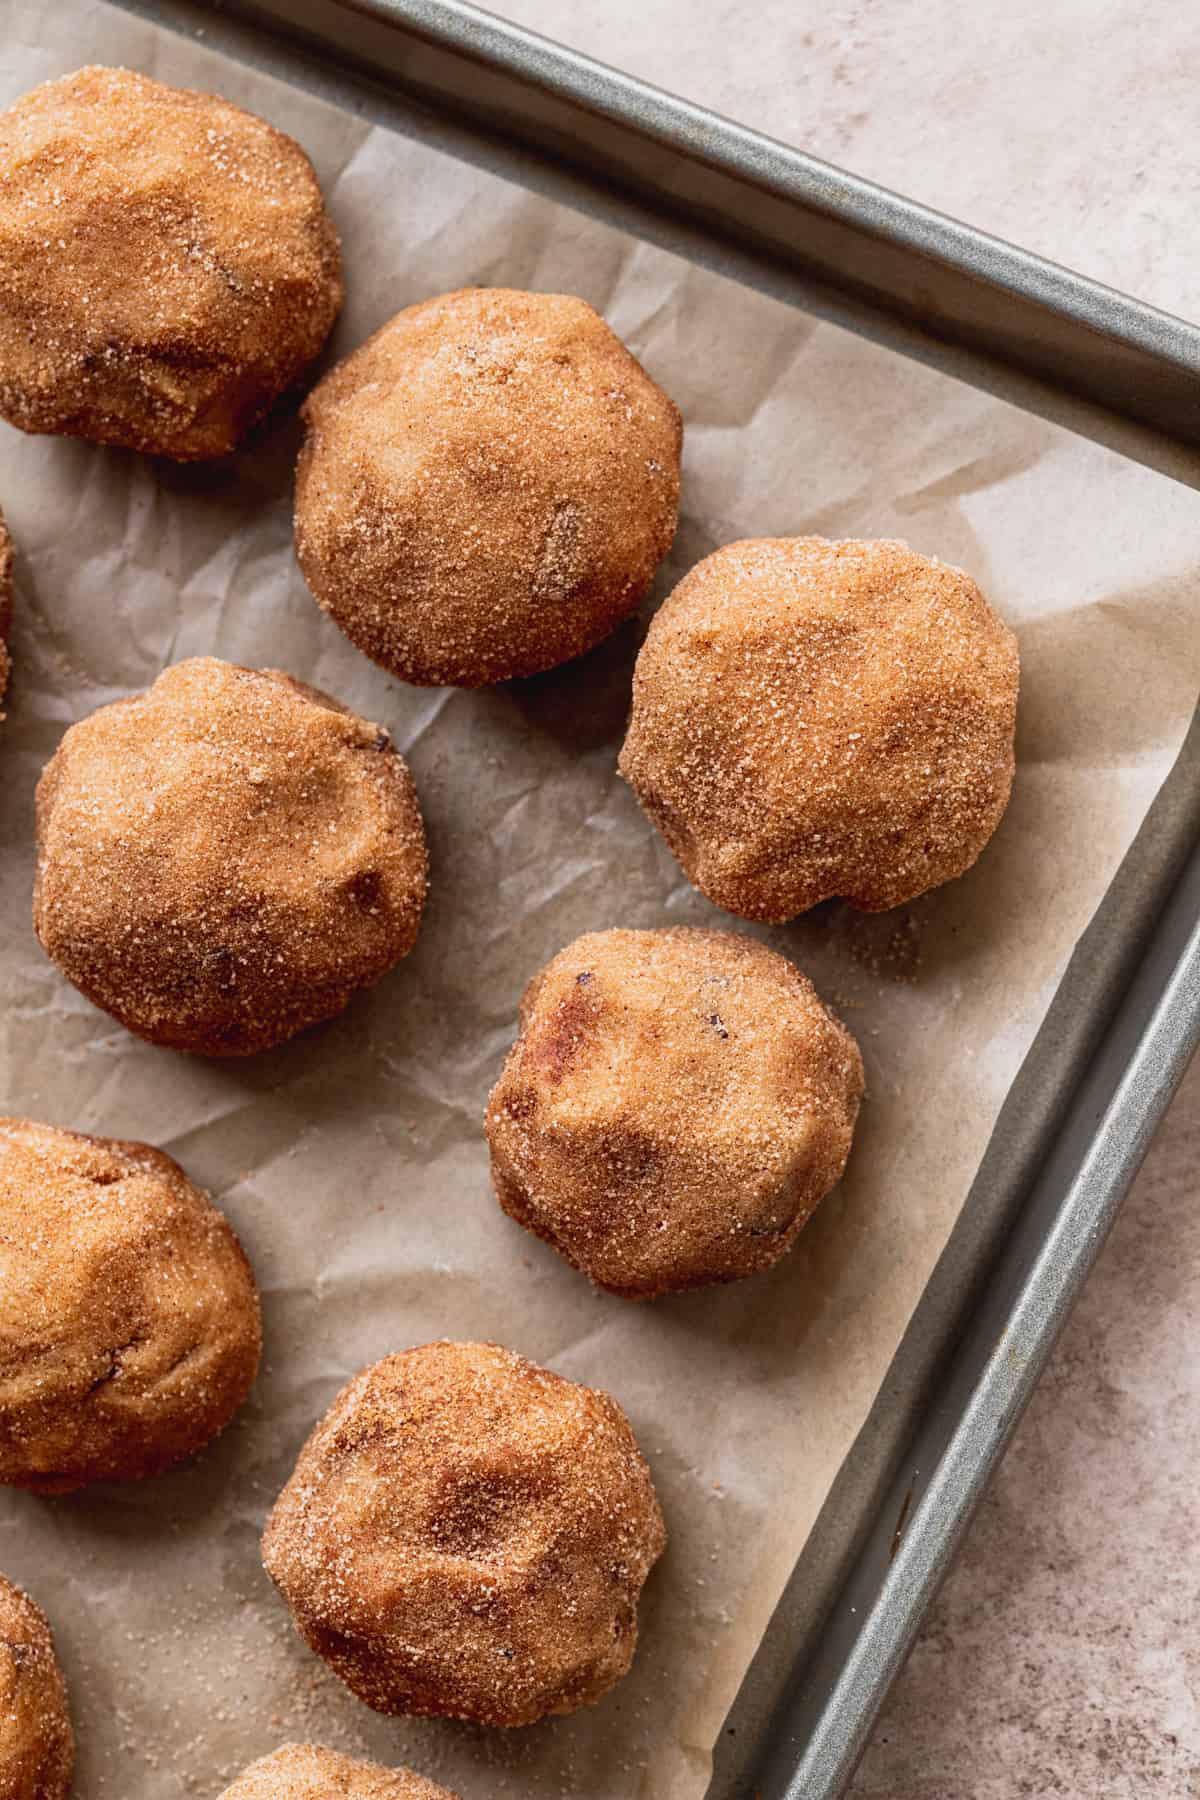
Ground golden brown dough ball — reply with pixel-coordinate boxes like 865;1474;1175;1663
0;1118;260;1493
486;927;863;1298
0;508;11;717
34;657;428;1056
262;1341;665;1726
216;1744;458;1800
0;66;342;460
0;1575;73;1800
294;287;682;686
620;537;1019;921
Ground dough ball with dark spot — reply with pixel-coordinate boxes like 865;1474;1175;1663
294;288;682;686
620;537;1019;920
217;1744;458;1799
0;1118;260;1492
486;927;863;1298
0;1575;73;1800
34;657;428;1056
262;1341;665;1725
0;66;342;459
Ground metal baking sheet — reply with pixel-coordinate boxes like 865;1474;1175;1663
58;1;1200;1792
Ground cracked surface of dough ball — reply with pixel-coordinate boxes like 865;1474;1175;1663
0;508;11;717
486;927;863;1298
34;657;428;1056
294;287;682;686
262;1341;665;1726
0;1575;73;1800
0;1119;261;1493
620;537;1019;921
217;1744;458;1800
0;66;342;459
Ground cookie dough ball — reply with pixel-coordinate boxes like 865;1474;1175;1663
218;1745;459;1800
0;1119;261;1493
34;657;428;1055
620;537;1019;920
486;927;862;1298
0;66;342;459
262;1341;665;1725
0;508;11;716
0;1575;73;1800
295;287;682;686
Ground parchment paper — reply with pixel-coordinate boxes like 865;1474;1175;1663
1;4;1198;1796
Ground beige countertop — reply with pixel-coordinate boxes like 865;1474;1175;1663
502;0;1200;321
497;4;1200;1793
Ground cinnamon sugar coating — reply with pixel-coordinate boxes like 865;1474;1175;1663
262;1341;665;1726
0;1118;260;1493
294;287;682;686
217;1745;458;1800
486;927;863;1298
0;1575;73;1800
0;509;11;717
0;66;342;460
33;657;428;1056
620;537;1019;921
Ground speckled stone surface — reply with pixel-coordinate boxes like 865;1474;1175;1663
503;0;1200;319
499;5;1200;1792
852;1055;1200;1797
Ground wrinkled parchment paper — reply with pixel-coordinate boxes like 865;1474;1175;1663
2;4;1199;1796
